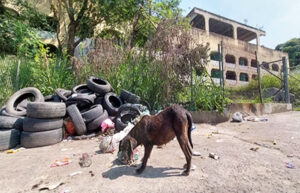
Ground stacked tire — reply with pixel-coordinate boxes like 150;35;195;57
0;76;150;150
0;87;45;150
115;103;142;132
0;116;23;150
21;102;66;148
65;76;124;135
1;87;44;117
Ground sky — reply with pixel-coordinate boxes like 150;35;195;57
179;0;300;49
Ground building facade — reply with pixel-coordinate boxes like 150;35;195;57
188;8;289;87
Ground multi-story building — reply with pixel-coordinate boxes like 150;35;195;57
187;7;289;87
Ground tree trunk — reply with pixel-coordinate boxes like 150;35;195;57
67;21;76;57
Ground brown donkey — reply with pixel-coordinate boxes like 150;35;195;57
118;104;193;175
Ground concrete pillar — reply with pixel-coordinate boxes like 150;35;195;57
233;26;237;40
256;33;261;46
205;16;210;35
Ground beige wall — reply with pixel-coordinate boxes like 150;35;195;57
189;8;289;87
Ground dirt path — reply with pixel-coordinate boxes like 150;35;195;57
0;111;300;193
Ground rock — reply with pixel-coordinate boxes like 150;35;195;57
263;87;295;103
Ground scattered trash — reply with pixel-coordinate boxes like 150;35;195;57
64;117;76;136
232;112;243;122
208;152;220;160
72;133;96;140
99;137;115;153
99;123;134;153
244;116;268;122
191;123;196;131
207;133;213;139
69;171;82;177
286;162;295;169
51;158;71;168
273;140;277;145
6;147;25;154
39;182;64;191
101;118;115;133
79;153;92;167
61;148;70;152
89;171;95;177
232;112;268;123
31;180;44;190
192;151;201;156
250;147;259;151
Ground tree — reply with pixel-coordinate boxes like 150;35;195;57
276;38;300;67
49;0;102;56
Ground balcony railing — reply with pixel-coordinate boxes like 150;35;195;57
210;60;220;67
225;79;237;85
225;62;236;69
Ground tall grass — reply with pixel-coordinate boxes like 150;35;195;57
0;53;74;106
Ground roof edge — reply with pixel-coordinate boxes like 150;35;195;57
187;7;266;34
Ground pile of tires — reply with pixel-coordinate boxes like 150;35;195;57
0;76;149;150
63;76;149;136
21;102;66;148
0;116;23;151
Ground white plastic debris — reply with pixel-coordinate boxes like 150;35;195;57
232;112;243;122
69;171;82;177
99;123;135;153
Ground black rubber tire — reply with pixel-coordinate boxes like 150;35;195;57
73;84;94;94
23;117;63;132
87;76;112;96
20;128;62;148
109;116;116;123
94;97;103;105
81;105;103;123
0;129;20;151
87;110;108;131
27;102;66;118
118;104;141;115
6;87;44;116
55;88;72;102
120;89;141;104
67;104;86;135
44;95;61;102
0;106;21;118
115;117;128;132
0;116;23;130
67;93;96;104
102;92;123;116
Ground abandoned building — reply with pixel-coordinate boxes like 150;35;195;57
187;7;289;87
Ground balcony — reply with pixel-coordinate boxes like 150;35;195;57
225;62;236;69
226;79;237;86
210;60;220;67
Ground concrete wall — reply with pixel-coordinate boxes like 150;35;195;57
191;103;292;123
189;8;289;87
228;103;292;116
191;28;289;87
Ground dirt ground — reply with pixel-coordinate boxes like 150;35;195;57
0;111;300;193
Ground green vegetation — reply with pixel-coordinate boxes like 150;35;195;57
228;74;300;107
0;0;228;112
276;38;300;67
